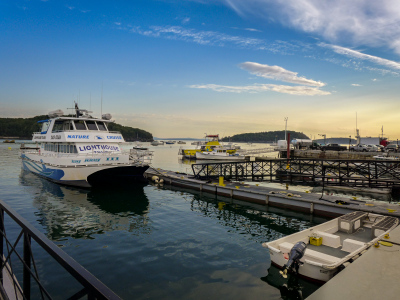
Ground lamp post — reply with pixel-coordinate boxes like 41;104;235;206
284;117;288;141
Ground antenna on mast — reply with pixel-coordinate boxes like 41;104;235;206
101;82;103;116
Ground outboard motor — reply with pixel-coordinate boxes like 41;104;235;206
280;241;307;278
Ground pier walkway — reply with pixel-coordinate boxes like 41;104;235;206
307;225;400;300
145;168;400;219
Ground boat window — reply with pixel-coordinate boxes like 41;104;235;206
96;122;107;131
63;121;74;131
74;120;87;130
73;145;78;153
86;120;98;130
41;122;50;134
52;121;64;132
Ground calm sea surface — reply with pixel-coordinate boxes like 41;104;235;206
0;141;349;299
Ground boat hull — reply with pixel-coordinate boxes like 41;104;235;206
21;156;149;188
195;152;245;160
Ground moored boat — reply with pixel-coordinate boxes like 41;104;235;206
195;149;246;160
178;134;237;159
20;103;152;188
151;141;163;146
262;211;398;283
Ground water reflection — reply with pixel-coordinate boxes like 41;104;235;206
19;170;151;241
261;264;320;300
174;187;329;244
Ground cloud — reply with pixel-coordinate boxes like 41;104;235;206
351;84;362;86
320;43;400;70
245;28;261;32
239;62;325;87
182;17;190;24
223;0;400;54
129;25;295;54
189;83;330;96
232;27;262;32
66;6;74;10
115;22;121;26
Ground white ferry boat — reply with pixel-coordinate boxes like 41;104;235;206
20;104;152;188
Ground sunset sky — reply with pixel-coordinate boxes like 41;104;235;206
1;0;400;139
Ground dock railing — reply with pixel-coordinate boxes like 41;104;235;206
0;199;121;300
191;158;400;189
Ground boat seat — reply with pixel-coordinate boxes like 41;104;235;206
342;239;365;253
279;242;341;265
315;231;341;248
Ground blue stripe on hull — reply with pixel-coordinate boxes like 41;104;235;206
21;158;65;180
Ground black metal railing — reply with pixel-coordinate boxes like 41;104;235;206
191;158;400;189
0;199;121;300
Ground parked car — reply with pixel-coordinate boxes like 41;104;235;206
366;144;379;152
376;145;385;152
309;142;321;150
385;144;399;152
320;143;347;151
349;144;368;152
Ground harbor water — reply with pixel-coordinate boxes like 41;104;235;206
0;141;367;299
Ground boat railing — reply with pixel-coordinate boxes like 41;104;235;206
0;199;121;299
32;130;122;134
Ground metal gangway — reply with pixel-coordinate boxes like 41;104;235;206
0;199;121;300
191;158;400;189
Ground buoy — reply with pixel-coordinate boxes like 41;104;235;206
374;242;380;248
159;178;164;184
151;176;159;183
384;234;390;239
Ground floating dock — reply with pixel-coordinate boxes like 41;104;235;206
144;168;400;218
307;225;400;299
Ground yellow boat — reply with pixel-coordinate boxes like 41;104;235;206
178;134;237;159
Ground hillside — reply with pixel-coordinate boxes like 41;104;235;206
0;115;153;141
221;130;309;143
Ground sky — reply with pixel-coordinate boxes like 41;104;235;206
1;0;400;139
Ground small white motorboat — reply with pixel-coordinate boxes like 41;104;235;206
151;141;163;146
195;149;246;160
262;211;398;283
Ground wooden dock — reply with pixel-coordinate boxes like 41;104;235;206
144;168;400;219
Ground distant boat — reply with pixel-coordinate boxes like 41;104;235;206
177;141;186;144
195;149;246;160
166;141;174;145
178;134;237;159
151;141;163;146
3;140;15;143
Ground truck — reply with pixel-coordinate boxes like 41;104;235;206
320;143;347;151
349;144;368;152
